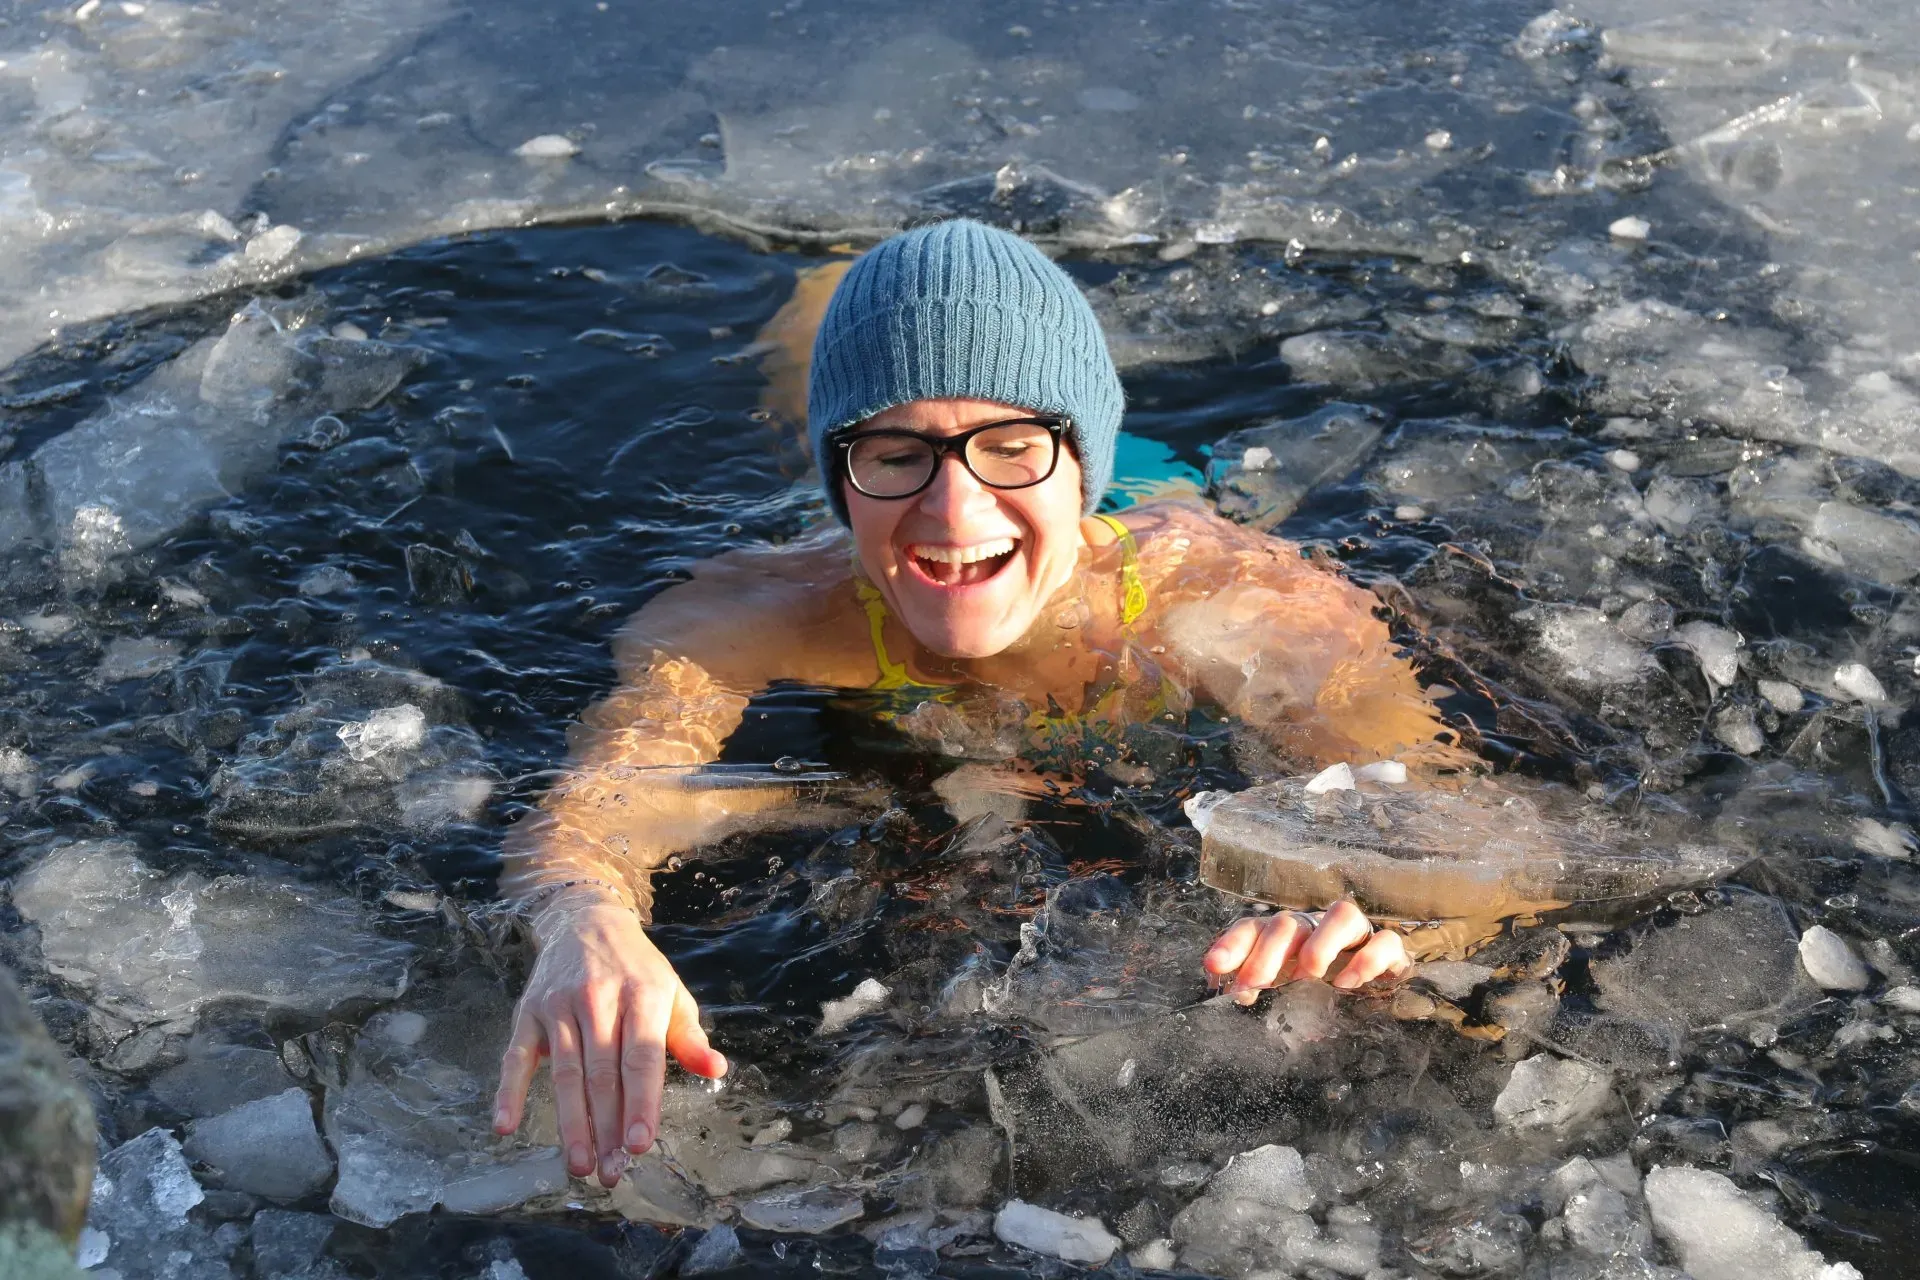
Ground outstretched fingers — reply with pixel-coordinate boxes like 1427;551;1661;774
1203;916;1265;982
619;993;668;1158
1228;912;1313;1004
667;985;728;1081
547;1014;595;1179
1292;900;1377;982
580;995;627;1186
1331;927;1411;990
493;1011;545;1135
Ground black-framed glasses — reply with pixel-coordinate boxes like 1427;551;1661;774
833;416;1067;500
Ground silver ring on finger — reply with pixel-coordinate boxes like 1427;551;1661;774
1292;909;1324;930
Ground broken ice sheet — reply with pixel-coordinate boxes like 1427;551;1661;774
1198;775;1743;934
10;839;413;1026
0;300;422;563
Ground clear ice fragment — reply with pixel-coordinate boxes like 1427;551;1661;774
1493;1055;1613;1133
184;1088;333;1202
1798;926;1871;992
1644;1166;1862;1280
993;1200;1119;1265
1199;777;1742;931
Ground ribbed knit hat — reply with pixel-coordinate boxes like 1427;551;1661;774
807;220;1124;524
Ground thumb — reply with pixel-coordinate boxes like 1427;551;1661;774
664;983;728;1079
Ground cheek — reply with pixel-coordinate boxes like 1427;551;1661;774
844;493;899;557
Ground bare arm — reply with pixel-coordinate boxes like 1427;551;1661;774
494;543;847;1187
1154;521;1469;773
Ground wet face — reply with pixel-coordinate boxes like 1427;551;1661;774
841;398;1088;660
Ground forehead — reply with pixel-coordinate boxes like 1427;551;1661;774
861;397;1034;434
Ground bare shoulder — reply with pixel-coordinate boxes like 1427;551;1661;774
1120;497;1323;580
610;523;856;684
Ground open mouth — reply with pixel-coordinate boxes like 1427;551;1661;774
906;537;1019;588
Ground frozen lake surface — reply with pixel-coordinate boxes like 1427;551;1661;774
1;1;1918;1277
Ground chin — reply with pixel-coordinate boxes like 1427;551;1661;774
911;617;1019;661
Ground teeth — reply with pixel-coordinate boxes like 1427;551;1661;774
911;538;1017;565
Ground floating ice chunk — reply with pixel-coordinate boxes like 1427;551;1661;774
1563;1181;1653;1258
298;564;357;596
1609;216;1651;241
94;637;182;684
1712;705;1764;755
750;1119;791;1147
1201;777;1741;924
1645;1166;1862;1280
438;1150;570;1214
1831;663;1887;705
819;978;890;1034
1303;762;1355;794
1208;403;1386;528
248;1209;335;1277
515;134;579;159
1798;926;1871;991
739;1185;865;1233
396;771;493;829
1394;504;1426;520
1758;679;1805;714
682;1224;744;1275
1854;819;1916;859
87;1128;204;1268
1206;1144;1314;1211
1131;1239;1178;1270
1673;622;1740;688
1882;986;1920;1013
993;1200;1119;1265
75;1225;109;1267
0;747;36;797
1353;760;1407;784
1413;961;1494;1001
244;224;302;264
1424;129;1452;151
1521;604;1653;687
1493;1055;1613;1132
12;840;413;1025
1182;789;1231;835
894;1102;927;1130
1809;503;1920;585
185;1088;334;1202
337;703;427;761
328;1132;443;1228
1606;448;1641;471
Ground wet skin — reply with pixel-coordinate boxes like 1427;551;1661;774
493;397;1466;1187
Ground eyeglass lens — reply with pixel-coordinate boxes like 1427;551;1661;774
844;422;1058;497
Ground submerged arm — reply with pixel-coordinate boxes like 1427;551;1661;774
496;649;794;923
495;555;823;1187
1160;536;1469;773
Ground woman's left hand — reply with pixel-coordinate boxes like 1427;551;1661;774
1204;900;1410;1003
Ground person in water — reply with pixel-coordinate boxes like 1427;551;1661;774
492;220;1471;1187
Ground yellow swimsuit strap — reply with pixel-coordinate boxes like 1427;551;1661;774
1093;513;1149;627
853;575;913;690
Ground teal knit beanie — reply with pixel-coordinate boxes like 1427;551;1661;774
807;219;1124;524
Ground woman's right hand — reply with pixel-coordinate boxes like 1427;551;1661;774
492;892;728;1186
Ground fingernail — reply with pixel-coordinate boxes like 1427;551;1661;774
493;1108;511;1132
1234;990;1258;1007
1331;973;1358;990
627;1123;650;1151
569;1144;589;1172
601;1151;627;1182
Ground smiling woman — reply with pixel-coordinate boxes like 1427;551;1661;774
491;220;1473;1190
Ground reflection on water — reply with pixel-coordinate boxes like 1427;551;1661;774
1;215;1916;1278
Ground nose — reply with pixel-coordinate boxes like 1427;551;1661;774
915;449;998;523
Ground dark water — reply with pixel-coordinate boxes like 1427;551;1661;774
4;217;1919;1279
